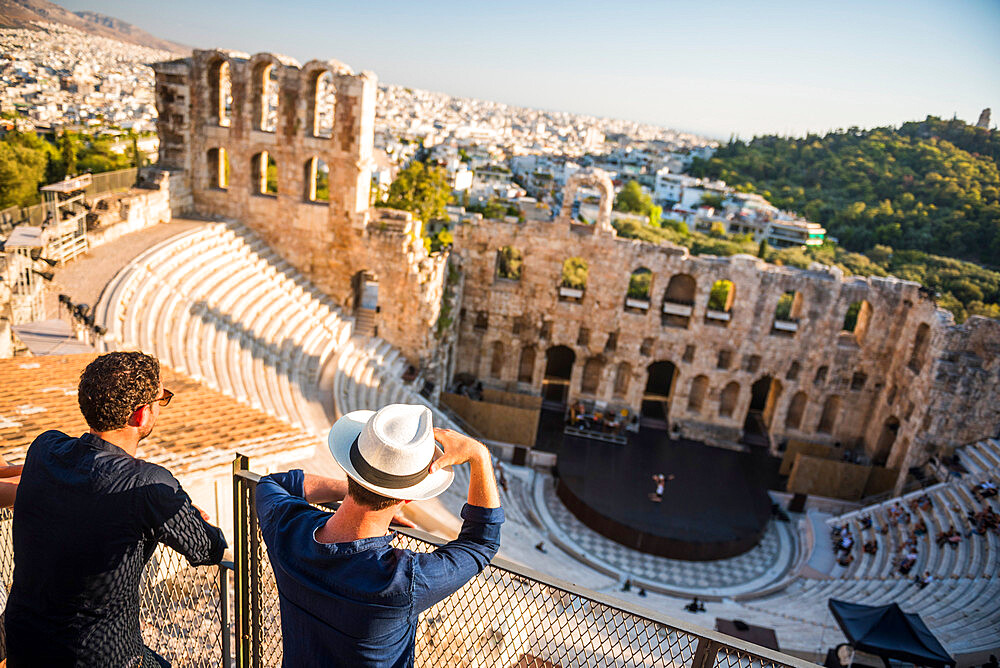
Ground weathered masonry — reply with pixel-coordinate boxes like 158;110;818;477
453;171;1000;488
153;51;1000;491
153;50;447;375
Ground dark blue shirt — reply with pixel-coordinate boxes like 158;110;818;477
256;470;504;668
5;430;227;667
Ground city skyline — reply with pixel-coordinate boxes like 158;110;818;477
50;0;1000;139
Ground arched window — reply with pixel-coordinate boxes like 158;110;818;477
559;257;588;300
581;356;604;394
773;290;803;334
662;273;696;327
496;246;523;281
817;395;841;433
664;274;696;305
786;361;801;381
785;391;807;429
255;63;279;132
312;71;335;138
208;60;231;127
613;362;630;397
850;371;867;391
813;365;828;386
252;151;278;195
626;267;652;305
517;345;535;383
489;341;504;379
842;300;872;343
687;375;709;413
719;381;740;418
908;323;930;373
207;148;229;189
303;157;329;202
705;278;734;326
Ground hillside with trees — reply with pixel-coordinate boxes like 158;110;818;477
685;116;1000;322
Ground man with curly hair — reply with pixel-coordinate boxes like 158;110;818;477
4;352;227;667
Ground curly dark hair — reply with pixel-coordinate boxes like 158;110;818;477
78;352;161;431
347;477;401;511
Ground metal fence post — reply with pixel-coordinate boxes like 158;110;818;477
219;563;232;668
233;454;251;668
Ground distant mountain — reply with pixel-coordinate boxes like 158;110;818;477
0;0;188;54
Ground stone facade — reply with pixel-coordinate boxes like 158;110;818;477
452;172;1000;489
153;50;446;374
153;51;1000;491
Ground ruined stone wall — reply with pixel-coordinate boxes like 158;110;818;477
153;51;446;368
452;210;1000;475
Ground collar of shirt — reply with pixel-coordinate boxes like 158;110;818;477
78;431;130;457
310;522;398;555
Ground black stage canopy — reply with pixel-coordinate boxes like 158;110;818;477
827;599;955;668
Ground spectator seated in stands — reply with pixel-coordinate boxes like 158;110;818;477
837;533;854;553
858;514;872;530
837;551;854;568
971;508;999;535
897;551;918;575
936;524;962;548
684;597;706;613
863;539;878;555
888;502;905;526
974;480;998;500
910;494;933;512
914;571;933;589
913;519;928;536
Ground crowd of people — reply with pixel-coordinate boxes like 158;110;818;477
567;400;632;436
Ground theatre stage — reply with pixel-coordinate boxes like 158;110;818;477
554;428;780;561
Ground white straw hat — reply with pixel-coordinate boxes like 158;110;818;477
328;404;454;501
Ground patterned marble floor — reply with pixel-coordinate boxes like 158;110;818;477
542;478;792;590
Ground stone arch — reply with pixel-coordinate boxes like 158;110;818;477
719;382;740;418
307;69;336;138
613;361;631;397
842;299;872;343
557;168;614;232
206;57;231;127
785;391;807;429
207;147;228;189
303;157;329;201
543;345;575;404
786;360;801;381
687;374;709;413
908;323;930;373
773;289;804;334
559;257;588;295
745;375;783;433
580;356;604;395
626;267;652;302
817;395;841;433
641;360;677;425
517;345;536;384
705;278;734;326
664;273;697;305
873;415;900;464
250;54;283;132
489;341;504;379
251;151;277;195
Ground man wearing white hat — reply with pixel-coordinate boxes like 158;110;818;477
256;403;503;667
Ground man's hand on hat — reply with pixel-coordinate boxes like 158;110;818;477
429;428;489;472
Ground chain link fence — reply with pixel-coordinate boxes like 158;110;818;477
233;460;815;668
0;507;231;667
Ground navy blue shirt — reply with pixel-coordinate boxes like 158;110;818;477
256;469;504;668
5;430;227;667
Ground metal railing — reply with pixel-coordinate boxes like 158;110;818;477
232;456;816;668
0;507;231;667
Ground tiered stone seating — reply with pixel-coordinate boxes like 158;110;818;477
95;221;351;436
785;437;1000;653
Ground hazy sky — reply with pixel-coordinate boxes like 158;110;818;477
58;0;1000;139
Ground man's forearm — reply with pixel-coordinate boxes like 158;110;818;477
467;453;501;509
302;474;348;504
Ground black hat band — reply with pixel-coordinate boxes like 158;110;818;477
349;434;432;489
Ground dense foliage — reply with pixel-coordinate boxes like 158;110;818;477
689;116;1000;265
382;160;451;226
614;179;661;226
0;130;138;210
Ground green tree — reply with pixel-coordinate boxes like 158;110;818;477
496;246;523;280
561;257;589;289
0;131;51;208
384;161;451;225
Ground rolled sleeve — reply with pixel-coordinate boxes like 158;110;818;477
410;503;504;616
256;470;309;541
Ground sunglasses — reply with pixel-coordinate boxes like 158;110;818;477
135;388;174;413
